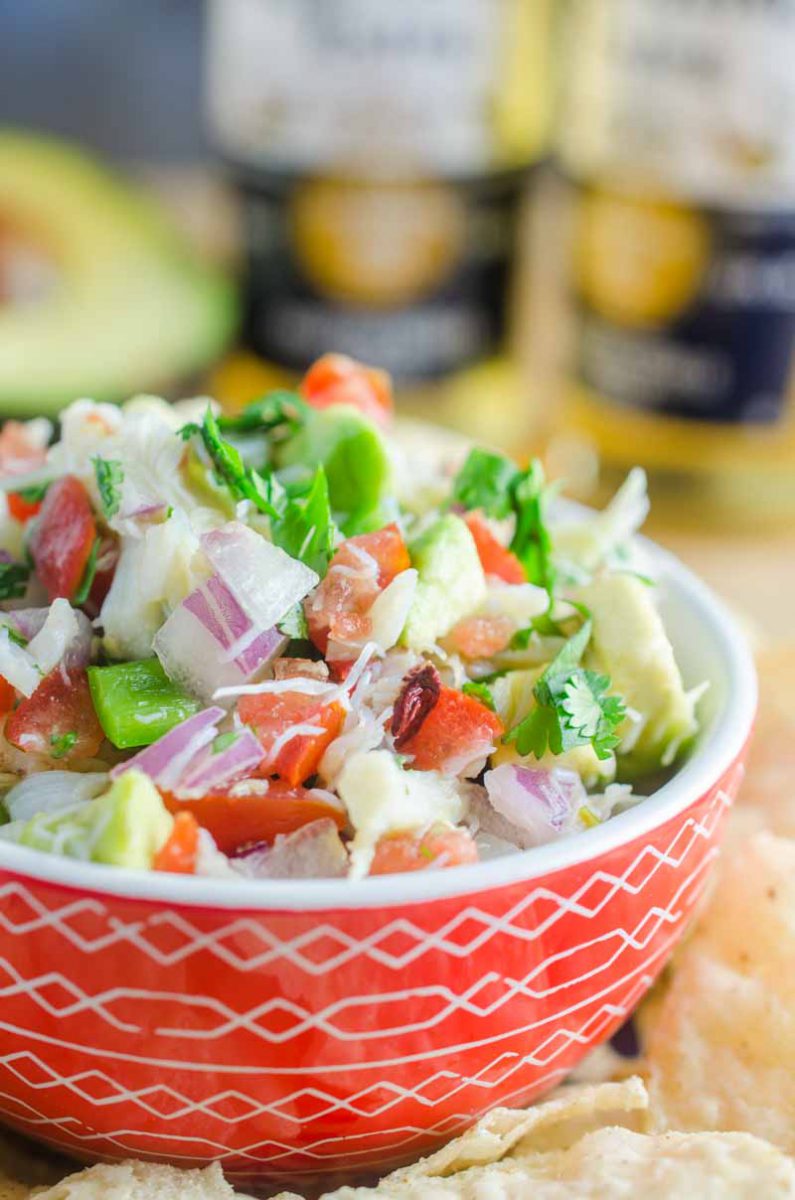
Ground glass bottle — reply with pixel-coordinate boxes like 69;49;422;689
551;0;795;526
205;0;553;447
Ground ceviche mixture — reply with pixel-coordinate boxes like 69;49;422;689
0;355;704;881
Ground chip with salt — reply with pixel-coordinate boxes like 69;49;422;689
272;1077;795;1198
641;828;795;1153
20;1160;250;1200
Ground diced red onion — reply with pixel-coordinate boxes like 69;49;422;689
184;574;286;675
178;727;264;793
111;707;225;787
120;502;171;524
5;771;108;821
232;818;349;879
6;607;49;642
154;576;286;703
0;550;13;565
0;602;93;695
483;764;586;847
201;522;319;630
154;519;316;702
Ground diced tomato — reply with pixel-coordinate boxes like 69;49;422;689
300;354;393;426
238;690;346;785
0;421;47;476
464;511;525;585
84;536;118;618
7;492;42;523
162;781;346;855
0;677;15;715
29;475;96;602
5;668;104;762
348;524;411;588
397;686;504;774
370;826;479;875
306;523;410;655
328;660;356;683
448;615;513;659
154;812;200;874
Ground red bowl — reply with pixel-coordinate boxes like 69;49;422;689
0;542;755;1191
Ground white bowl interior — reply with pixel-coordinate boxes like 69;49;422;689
0;531;756;911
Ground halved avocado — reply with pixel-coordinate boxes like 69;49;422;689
0;130;237;414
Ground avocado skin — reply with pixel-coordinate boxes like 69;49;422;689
401;513;486;651
0;130;237;414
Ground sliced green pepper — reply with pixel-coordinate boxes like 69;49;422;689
87;659;201;749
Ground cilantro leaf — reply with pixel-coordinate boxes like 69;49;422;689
0;560;30;601
451;448;517;519
270;466;337;576
93;457;124;519
560;670;626;760
450;452;557;599
50;732;77;760
212;731;239;754
278;603;309;640
182;407;283;518
217;391;308;437
509;461;555;594
505;620;626;761
3;624;28;648
71;538;100;607
510;611;567;649
13;481;50;504
462;681;496;711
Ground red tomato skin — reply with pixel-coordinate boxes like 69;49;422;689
370;826;479;875
464;511;526;585
306;523;410;654
238;691;346;786
30;475;97;602
397;686;504;773
0;422;47;475
7;492;42;523
448;615;513;659
162;782;345;855
0;677;15;715
154;812;200;874
348;523;411;588
5;668;104;762
300;354;393;425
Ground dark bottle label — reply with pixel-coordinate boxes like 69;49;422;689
571;184;795;425
235;171;527;385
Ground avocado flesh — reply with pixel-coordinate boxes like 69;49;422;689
401;513;487;651
276;403;393;533
576;574;698;780
0;130;236;414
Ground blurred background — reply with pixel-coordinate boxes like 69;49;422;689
1;0;795;619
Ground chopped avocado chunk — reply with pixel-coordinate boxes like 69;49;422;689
88;659;201;749
0;131;236;415
401;514;486;651
276;404;392;534
576;573;699;779
0;770;173;869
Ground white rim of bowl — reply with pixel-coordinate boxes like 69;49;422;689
0;537;756;912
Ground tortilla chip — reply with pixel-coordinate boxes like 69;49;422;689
737;644;795;838
0;1176;28;1200
29;1160;242;1200
642;829;795;1151
299;1083;794;1198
